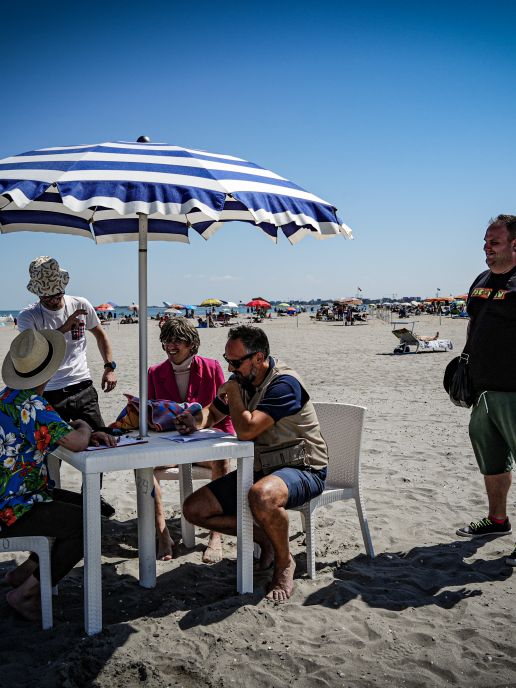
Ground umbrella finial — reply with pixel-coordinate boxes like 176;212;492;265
137;136;150;143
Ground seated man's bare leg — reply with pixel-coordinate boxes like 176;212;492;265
4;556;38;587
202;530;223;564
183;484;238;537
248;475;295;603
6;574;41;622
153;476;174;561
253;525;275;570
197;460;230;564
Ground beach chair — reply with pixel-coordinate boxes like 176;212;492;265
293;402;374;578
1;536;54;629
154;464;212;548
392;328;453;354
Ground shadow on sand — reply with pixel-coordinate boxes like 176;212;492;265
304;537;513;610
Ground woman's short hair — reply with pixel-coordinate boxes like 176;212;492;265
159;317;200;355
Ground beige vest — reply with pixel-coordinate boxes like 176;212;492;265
241;359;328;472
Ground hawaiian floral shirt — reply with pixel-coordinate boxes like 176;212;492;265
0;387;71;529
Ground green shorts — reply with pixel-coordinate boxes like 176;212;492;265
469;391;516;475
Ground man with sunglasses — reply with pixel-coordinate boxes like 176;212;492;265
178;325;328;603
17;258;117;516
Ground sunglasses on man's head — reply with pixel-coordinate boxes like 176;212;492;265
223;352;256;369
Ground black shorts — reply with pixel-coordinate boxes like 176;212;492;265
208;466;327;516
44;382;104;430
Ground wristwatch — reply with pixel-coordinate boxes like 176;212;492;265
104;361;117;370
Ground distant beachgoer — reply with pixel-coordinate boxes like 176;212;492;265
148;317;233;562
455;214;516;568
416;331;439;341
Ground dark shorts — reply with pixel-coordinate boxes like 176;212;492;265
469;391;516;475
208;465;327;516
44;382;104;430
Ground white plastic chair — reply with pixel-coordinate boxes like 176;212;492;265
0;536;53;629
154;464;212;548
293;402;375;578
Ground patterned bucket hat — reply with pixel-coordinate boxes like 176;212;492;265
27;256;70;296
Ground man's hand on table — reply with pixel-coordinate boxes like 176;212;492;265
175;412;199;435
90;431;117;447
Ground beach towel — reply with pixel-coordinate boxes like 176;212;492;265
110;394;202;432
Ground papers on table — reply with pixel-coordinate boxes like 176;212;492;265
161;429;236;443
86;435;148;451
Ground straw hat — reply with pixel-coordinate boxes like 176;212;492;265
27;256;70;297
2;329;66;390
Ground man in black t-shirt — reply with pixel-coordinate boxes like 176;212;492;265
456;215;516;567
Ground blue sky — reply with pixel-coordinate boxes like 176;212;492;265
2;0;516;308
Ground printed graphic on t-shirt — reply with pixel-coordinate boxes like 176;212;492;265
470;287;492;298
493;290;508;300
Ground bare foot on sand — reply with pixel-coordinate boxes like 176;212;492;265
202;532;223;564
157;534;175;561
265;555;296;603
6;575;41;622
4;557;38;587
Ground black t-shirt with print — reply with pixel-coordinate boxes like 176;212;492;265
466;266;516;392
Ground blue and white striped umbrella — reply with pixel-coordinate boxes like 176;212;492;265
0;140;353;433
0;141;352;243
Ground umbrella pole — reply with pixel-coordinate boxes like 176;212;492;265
136;211;156;588
138;213;149;437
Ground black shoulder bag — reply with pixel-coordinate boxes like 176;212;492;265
443;352;475;407
443;279;496;408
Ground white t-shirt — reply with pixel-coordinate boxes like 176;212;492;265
17;295;100;391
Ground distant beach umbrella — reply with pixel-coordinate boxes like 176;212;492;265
246;299;271;309
199;298;222;307
334;297;362;306
220;300;238;308
95;303;114;311
277;302;291;308
0;139;352;433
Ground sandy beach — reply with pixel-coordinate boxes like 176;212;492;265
0;313;514;688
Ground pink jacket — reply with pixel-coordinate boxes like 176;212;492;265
147;355;234;434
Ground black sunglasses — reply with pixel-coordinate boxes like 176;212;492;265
40;292;64;303
223;352;256;369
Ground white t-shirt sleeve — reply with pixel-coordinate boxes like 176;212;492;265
17;306;38;332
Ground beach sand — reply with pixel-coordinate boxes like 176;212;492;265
0;314;514;687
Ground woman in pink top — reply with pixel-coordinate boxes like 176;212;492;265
149;318;233;562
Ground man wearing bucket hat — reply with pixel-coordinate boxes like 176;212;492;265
0;329;92;622
17;257;117;419
17;257;117;516
17;257;117;431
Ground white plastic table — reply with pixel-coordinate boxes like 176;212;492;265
53;433;255;635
